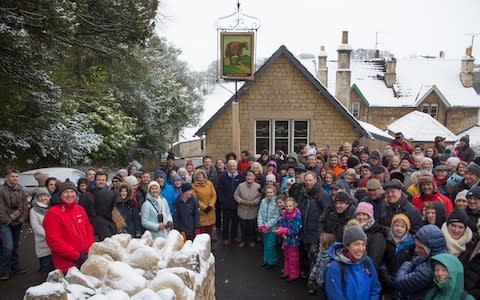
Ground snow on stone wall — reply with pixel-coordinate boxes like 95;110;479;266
24;230;215;300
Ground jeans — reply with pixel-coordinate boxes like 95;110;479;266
0;223;22;274
39;255;54;273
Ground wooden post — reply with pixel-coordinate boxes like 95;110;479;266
232;101;241;156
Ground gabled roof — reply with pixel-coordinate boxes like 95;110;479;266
386;110;457;142
413;85;451;107
195;45;373;139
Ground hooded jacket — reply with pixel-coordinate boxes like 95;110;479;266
422;201;447;228
424;253;474;300
325;242;382;300
395;224;447;300
297;181;330;245
411;189;452;216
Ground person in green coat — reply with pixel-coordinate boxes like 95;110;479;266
424;253;474;300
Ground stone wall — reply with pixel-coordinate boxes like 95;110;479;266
446;107;479;134
366;107;416;130
416;91;447;125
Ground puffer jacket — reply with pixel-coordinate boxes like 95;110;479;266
325;242;382;300
0;182;29;225
297;181;330;245
257;196;280;231
277;207;302;247
140;193;172;239
411;191;452;216
395;224;447;300
192;179;217;226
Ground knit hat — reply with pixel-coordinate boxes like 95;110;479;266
467;163;480;177
154;170;167;179
267;160;277;169
447;174;463;188
390;171;405;183
342;225;367;246
391;214;411;233
356;202;374;220
181;182;193;193
148;181;160;192
58;181;77;195
383;148;394;157
172;174;182;182
454;190;468;203
370;150;381;160
400;153;411;162
467;185;480;199
447;208;469;226
335;191;353;205
133;171;142;178
112;174;123;182
265;174;276;182
460;135;470;144
347;156;360;169
366;179;381;190
77;177;88;187
123;175;138;187
35;187;50;199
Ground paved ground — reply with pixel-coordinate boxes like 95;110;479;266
1;226;310;299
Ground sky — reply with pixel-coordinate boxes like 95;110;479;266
157;0;480;71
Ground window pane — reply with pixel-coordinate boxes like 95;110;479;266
256;120;270;137
294;138;308;147
352;103;360;119
430;105;437;118
256;138;270;154
275;121;289;137
422;105;429;114
294;121;308;138
275;139;289;154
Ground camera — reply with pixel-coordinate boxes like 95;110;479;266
286;178;295;185
157;213;164;223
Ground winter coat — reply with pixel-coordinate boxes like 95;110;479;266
455;145;475;163
234;181;261;220
115;198;141;237
277;207;302;247
297;181;330;245
192;179;217;226
29;199;51;258
463;238;480;299
79;187;117;240
43;199;94;273
257;196;280;231
325;242;382;300
0;182;29;225
323;205;357;242
380;193;422;233
141;193;172;239
411;191;452;216
395;224;447;300
465;206;480;233
365;223;386;270
380;231;415;293
160;182;177;218
216;171;246;210
174;194;200;237
424;253;475;300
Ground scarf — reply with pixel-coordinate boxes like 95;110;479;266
441;222;473;256
282;207;298;220
32;199;49;215
360;217;376;231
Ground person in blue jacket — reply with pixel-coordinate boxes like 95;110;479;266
325;224;382;300
394;224;447;300
154;170;177;219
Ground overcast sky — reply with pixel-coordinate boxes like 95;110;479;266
158;0;480;72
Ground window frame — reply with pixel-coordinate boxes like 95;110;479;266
351;102;360;119
254;119;309;155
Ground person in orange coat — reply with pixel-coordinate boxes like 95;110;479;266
192;170;217;236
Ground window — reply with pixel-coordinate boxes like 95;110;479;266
422;104;429;114
352;102;360;119
255;120;309;155
421;103;438;119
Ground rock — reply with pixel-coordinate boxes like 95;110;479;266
103;261;146;296
80;254;113;279
89;238;125;261
162;267;198;290
157;289;176;300
192;234;211;261
149;270;195;300
87;295;109;300
127;237;150;254
111;233;132;248
167;250;200;273
153;237;166;251
46;269;65;283
66;283;95;300
140;230;153;247
162;230;185;258
128;246;160;271
104;290;130;300
24;282;67;300
131;288;162;300
65;267;96;290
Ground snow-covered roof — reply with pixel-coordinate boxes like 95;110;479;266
358;120;393;141
457;124;480;146
386;110;458;142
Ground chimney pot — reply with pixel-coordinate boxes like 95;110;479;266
466;47;473;57
374;50;380;58
321;45;325;51
439;51;445;59
342;31;348;44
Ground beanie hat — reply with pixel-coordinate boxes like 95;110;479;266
390;171;405;183
148;181;160;192
467;185;480;199
112;174;123;182
460;135;470;145
383;148;394;157
342;225;367;246
267;160;277;169
181;182;193;193
370;150;381;160
35;187;50;199
347;156;360;169
467;163;480;177
447;174;463;188
172;174;182;182
447;208;469;226
123;175;138;187
356;202;374;220
391;213;411;233
133;171;142;178
58;181;77;195
372;165;385;175
77;177;88;187
154;170;167;179
335;191;353;205
454;189;468;203
265;174;276;183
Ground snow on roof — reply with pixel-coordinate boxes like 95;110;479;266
386;110;457;142
358;120;393;141
457;124;480;146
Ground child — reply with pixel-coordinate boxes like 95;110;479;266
258;184;280;269
29;188;54;273
380;214;415;299
276;193;286;211
280;165;294;193
276;197;302;281
174;183;200;241
308;232;336;295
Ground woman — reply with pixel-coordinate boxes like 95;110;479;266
425;146;440;168
433;164;450;196
256;150;270;168
354;202;385;270
411;175;453;216
344;168;358;197
322;170;336;194
441;208;476;263
234;170;261;247
177;167;191;184
325;224;381;299
456;161;468;177
250;162;264;185
424;253;475;300
420;157;434;172
115;183;141;237
141;181;172;239
192;170;217;236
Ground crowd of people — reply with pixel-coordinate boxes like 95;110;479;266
1;133;480;299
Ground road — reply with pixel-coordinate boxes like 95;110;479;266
1;227;310;299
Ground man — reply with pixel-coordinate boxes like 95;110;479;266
451;162;480;200
154;170;176;217
342;142;353;157
196;155;217;184
0;169;29;280
455;135;475;163
380;180;422;233
369;150;390;181
389;132;413;154
43;181;94;273
85;168;96;185
216;160;245;245
137;171;151;202
465;186;480;232
359;179;386;222
434;136;446;155
399;154;415;188
162;152;178;173
305;154;320;176
79;170;117;241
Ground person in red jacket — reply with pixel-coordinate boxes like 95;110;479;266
411;175;453;216
388;132;413;155
43;181;94;273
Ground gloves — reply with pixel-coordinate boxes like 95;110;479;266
76;253;88;268
9;210;21;221
258;225;268;233
10;221;22;228
276;227;289;236
204;206;213;213
195;228;201;236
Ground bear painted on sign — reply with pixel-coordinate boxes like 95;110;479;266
225;41;248;65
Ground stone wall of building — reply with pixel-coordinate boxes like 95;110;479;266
446;107;479;134
205;105;234;160
366;107;416;130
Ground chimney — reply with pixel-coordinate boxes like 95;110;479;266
374;50;380;59
460;46;475;87
385;55;397;88
439;51;445;59
335;31;352;109
317;46;328;87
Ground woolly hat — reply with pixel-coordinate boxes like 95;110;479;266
467;185;480;199
370;150;381;159
447;208;469;226
383;148;394;157
454;189;468;203
77;177;88;187
112;174;123;182
267;160;277;168
467;163;480;177
265;174;276;183
123;175;138;187
181;182;193;193
133;171;142;178
347;156;360;169
400;153;411;162
58;181;77;195
335;191;353;206
287;152;298;161
460;135;470;144
447;174;463;189
366;179;382;190
35;187;50;199
147;181;160;192
391;214;411;233
356;202;374;220
343;225;367;246
390;171;405;183
154;170;167;179
172;174;182;182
